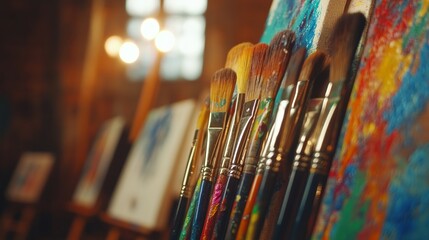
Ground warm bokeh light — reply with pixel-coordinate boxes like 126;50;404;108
140;18;160;40
104;35;123;57
119;41;140;64
155;30;176;53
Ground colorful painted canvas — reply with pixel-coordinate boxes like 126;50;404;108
72;116;126;208
107;99;196;230
6;152;54;203
312;1;429;239
260;0;429;239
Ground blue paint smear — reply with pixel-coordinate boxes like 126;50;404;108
383;40;429;133
261;0;320;52
382;144;429;240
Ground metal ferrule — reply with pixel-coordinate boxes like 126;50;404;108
243;97;274;173
310;79;347;174
202;112;227;181
219;94;245;170
292;98;324;171
260;100;290;173
310;152;331;174
201;166;215;181
180;130;199;198
267;80;312;173
228;99;260;179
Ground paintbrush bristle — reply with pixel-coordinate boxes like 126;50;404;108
298;51;327;83
225;42;254;94
245;43;268;102
197;96;210;130
330;13;366;82
261;30;296;99
311;59;331;98
210;68;237;113
280;47;306;89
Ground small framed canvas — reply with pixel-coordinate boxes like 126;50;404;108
72;116;127;209
107;99;196;231
6;152;54;204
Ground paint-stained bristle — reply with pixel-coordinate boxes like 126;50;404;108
197;96;210;129
260;30;296;99
330;13;366;82
280;47;306;89
264;30;296;76
298;51;327;82
210;68;237;113
225;42;254;94
245;43;268;102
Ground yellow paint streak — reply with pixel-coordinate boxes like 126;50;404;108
374;40;412;108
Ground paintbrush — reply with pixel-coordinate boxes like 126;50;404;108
171;97;210;240
246;51;326;240
259;58;330;240
190;68;236;240
275;12;367;240
209;43;268;240
256;47;307;239
201;43;254;240
232;29;296;240
225;47;305;240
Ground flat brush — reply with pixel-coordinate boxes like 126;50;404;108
171;97;210;240
247;51;326;240
190;68;236;240
201;43;254;240
257;47;307;239
211;43;268;240
278;13;367;240
234;29;296;240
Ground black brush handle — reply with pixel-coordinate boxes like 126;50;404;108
190;179;213;240
225;172;255;240
213;176;240;240
246;169;278;240
290;171;328;240
170;196;189;240
273;168;309;239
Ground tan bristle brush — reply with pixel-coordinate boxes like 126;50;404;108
201;43;254;240
190;68;236;240
248;51;326;240
171;96;210;240
277;13;367;240
234;29;296;240
212;43;269;240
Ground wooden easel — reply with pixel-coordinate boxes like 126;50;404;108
0;203;37;240
66;203;100;240
66;125;131;239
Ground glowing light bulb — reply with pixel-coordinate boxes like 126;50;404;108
155;30;175;53
119;41;140;64
140;18;160;40
104;35;123;57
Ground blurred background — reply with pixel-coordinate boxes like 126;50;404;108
0;0;272;239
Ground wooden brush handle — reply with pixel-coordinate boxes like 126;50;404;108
171;196;190;240
246;169;278;240
212;176;240;239
235;173;262;240
273;168;310;239
290;171;328;240
201;173;228;240
190;179;213;240
225;172;255;240
180;177;202;240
